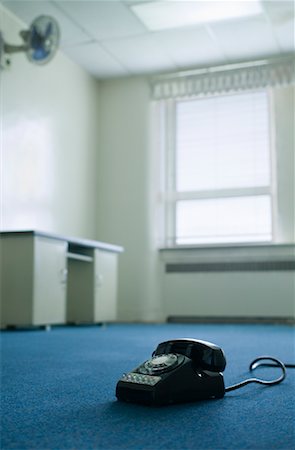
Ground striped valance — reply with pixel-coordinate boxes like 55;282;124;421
150;55;295;100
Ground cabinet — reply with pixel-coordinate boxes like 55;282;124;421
0;231;123;328
94;249;117;322
0;234;68;327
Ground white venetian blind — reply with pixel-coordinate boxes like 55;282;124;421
176;91;270;192
170;90;272;245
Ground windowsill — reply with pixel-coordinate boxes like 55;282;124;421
159;241;295;264
159;241;295;251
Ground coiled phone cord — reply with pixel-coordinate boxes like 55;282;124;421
225;356;293;392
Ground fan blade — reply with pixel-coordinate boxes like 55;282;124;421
45;22;53;39
30;27;44;49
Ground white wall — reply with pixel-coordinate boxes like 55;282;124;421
96;77;162;321
1;6;99;240
97;77;295;321
272;87;295;243
161;244;295;320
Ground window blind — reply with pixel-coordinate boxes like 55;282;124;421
176;91;270;192
151;55;295;100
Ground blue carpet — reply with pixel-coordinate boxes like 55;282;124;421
1;323;295;450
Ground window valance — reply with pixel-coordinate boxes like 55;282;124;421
150;55;295;100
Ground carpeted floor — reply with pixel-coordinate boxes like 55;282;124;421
1;323;295;450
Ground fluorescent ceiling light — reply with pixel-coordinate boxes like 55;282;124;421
130;1;263;31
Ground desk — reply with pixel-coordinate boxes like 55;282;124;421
0;231;123;328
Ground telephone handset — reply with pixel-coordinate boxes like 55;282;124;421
116;338;288;406
116;338;226;406
153;338;226;372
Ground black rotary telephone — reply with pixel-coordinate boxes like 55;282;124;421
116;338;292;406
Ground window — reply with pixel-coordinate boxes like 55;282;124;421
163;90;273;246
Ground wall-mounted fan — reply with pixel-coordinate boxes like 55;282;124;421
0;15;60;67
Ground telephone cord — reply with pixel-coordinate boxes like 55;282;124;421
225;356;293;392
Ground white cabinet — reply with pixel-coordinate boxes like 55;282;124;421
0;231;123;328
0;234;68;328
94;249;118;322
33;236;68;325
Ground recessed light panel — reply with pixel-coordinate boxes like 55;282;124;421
130;1;263;31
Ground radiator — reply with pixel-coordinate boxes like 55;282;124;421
166;260;295;273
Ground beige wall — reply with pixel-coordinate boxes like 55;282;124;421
1;6;99;240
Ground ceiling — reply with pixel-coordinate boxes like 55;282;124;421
2;0;295;80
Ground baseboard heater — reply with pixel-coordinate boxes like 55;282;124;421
167;316;295;325
166;260;295;273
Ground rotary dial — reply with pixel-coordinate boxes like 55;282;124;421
139;353;181;374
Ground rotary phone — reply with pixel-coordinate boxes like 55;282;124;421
116;338;290;406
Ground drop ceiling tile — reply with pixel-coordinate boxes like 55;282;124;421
2;0;90;47
262;0;294;24
272;19;295;52
57;1;147;41
262;0;295;52
64;41;129;79
153;26;226;69
210;15;280;61
102;34;177;74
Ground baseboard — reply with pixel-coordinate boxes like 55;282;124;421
167;316;295;325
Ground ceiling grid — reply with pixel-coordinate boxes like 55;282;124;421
1;0;294;79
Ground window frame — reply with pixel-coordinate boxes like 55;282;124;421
162;89;275;247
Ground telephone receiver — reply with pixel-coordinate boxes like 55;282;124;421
116;338;227;406
153;338;226;371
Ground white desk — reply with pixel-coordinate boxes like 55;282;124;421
0;231;123;328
